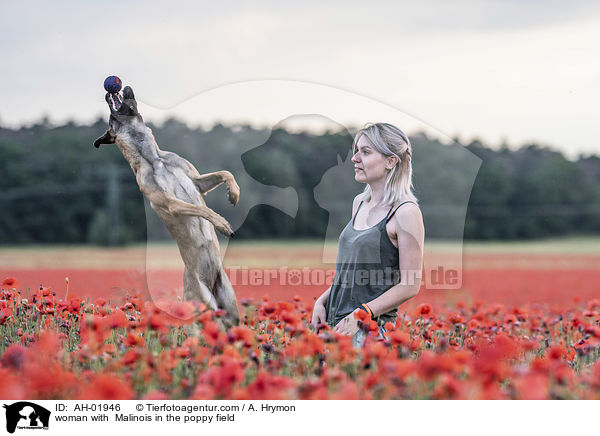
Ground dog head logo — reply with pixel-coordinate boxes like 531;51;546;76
138;80;481;302
234;115;354;240
3;402;50;433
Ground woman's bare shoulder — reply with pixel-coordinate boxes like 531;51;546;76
351;194;363;216
391;201;424;235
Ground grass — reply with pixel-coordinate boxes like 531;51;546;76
459;235;600;254
3;235;600;252
1;236;599;270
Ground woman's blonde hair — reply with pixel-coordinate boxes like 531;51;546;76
353;122;418;207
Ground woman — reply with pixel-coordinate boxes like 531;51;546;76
311;122;425;347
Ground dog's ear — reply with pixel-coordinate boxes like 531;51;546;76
122;86;135;101
118;86;139;116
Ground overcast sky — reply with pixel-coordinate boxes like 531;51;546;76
1;1;599;158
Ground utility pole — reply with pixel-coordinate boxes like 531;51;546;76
106;163;120;245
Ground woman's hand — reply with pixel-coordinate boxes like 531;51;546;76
333;309;361;336
311;300;327;328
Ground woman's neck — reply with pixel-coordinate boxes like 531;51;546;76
368;179;386;205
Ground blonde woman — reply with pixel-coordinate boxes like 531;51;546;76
311;123;425;347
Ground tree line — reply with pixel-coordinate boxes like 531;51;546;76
0;117;598;245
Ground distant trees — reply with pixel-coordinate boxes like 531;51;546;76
0;119;598;244
465;142;599;239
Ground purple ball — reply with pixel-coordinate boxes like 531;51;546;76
104;75;122;94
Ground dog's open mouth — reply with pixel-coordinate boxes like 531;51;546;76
94;86;140;147
106;92;123;112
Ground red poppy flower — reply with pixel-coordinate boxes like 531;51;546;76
78;373;135;400
230;326;254;345
330;380;360;400
388;329;411;346
514;373;549;400
140;390;166;400
120;349;142;366
0;307;12;325
124;331;145;347
0;368;26;399
432;374;463;399
262;301;277;314
546;344;567;360
246;371;296;400
353;308;371;322
448;312;465;324
1;344;27;369
416;303;433;316
191;384;216;400
202;321;222;346
2;277;17;288
467;319;479;330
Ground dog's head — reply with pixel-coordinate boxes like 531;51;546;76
107;85;143;130
94;85;145;147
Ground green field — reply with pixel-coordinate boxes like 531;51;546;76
1;236;600;270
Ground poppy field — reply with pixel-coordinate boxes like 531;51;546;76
1;239;600;400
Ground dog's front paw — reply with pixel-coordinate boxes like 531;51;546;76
227;183;240;206
214;215;234;237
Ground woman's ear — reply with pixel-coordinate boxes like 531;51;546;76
386;155;399;170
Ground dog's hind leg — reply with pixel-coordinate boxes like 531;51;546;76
144;189;234;236
183;269;218;311
182;240;239;326
181;235;221;310
213;268;241;327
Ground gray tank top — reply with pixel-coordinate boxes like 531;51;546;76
325;200;417;328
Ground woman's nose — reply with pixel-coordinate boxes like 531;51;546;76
352;152;360;163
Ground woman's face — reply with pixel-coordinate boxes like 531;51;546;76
351;136;393;184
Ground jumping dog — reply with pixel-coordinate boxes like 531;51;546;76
94;85;241;326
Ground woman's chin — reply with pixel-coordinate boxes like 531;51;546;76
354;173;366;183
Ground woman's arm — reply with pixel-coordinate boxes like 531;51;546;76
315;286;331;305
367;203;424;317
311;285;331;327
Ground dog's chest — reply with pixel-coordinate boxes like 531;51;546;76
116;142;142;172
154;160;199;203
